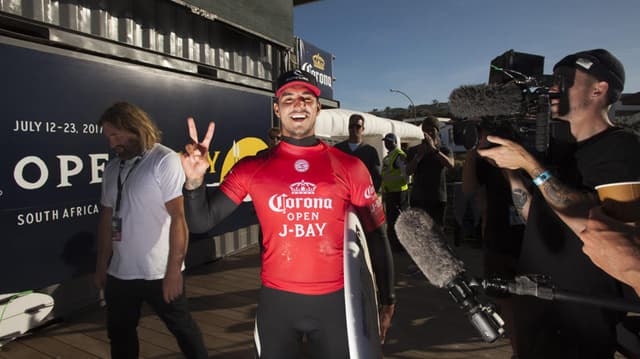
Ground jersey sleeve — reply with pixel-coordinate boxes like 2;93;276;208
219;159;253;204
346;157;385;231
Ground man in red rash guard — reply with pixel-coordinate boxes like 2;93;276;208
181;69;395;358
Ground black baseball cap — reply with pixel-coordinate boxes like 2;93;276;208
383;133;398;144
553;49;625;104
275;69;321;98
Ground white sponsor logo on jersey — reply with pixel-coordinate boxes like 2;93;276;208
290;180;316;195
268;194;333;213
294;159;309;172
364;185;376;199
267;180;333;214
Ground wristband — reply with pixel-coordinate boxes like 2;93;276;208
533;170;552;186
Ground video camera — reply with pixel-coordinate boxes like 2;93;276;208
450;50;571;159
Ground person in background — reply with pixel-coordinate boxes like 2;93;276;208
479;48;640;359
334;113;382;192
95;102;207;359
180;69;395;358
267;127;282;148
462;126;524;354
406;116;454;226
380;133;409;252
257;127;282;156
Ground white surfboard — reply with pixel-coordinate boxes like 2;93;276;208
0;292;54;346
344;207;382;359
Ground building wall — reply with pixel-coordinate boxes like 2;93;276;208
0;0;287;89
0;0;292;318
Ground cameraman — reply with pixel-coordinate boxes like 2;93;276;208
478;49;640;359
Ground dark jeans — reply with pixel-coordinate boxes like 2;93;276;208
382;190;408;252
105;275;207;359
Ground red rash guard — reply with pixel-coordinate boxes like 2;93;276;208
220;140;385;295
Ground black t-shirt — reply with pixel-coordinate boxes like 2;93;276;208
407;143;452;202
334;141;382;192
517;127;640;355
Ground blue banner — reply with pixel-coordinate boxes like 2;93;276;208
298;39;334;100
0;40;272;292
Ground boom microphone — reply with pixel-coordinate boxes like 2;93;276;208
448;82;523;119
395;208;504;343
394;208;463;287
483;276;640;313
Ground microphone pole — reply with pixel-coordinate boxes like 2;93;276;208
446;275;505;343
394;208;506;342
482;275;640;313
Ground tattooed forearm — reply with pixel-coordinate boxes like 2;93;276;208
512;188;529;218
541;177;573;208
512;188;528;210
536;176;598;229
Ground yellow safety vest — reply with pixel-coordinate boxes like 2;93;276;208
381;148;408;192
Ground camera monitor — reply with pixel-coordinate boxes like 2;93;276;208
489;49;544;85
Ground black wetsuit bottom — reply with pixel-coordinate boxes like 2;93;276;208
254;286;349;359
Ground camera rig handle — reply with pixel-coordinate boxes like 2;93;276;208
535;93;551;154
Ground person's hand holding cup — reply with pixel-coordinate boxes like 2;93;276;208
595;181;640;224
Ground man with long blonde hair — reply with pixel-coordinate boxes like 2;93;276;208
95;102;207;358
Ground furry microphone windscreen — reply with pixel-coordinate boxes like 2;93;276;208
395;208;464;288
448;82;523;119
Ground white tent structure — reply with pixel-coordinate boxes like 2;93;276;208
314;108;424;159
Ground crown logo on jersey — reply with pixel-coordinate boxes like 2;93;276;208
290;180;316;195
312;53;325;71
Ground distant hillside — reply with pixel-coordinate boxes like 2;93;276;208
369;102;450;121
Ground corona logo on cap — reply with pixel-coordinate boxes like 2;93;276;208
312;53;325;71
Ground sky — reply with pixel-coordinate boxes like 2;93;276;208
293;0;640;112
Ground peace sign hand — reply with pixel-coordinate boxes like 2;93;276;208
181;117;215;190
